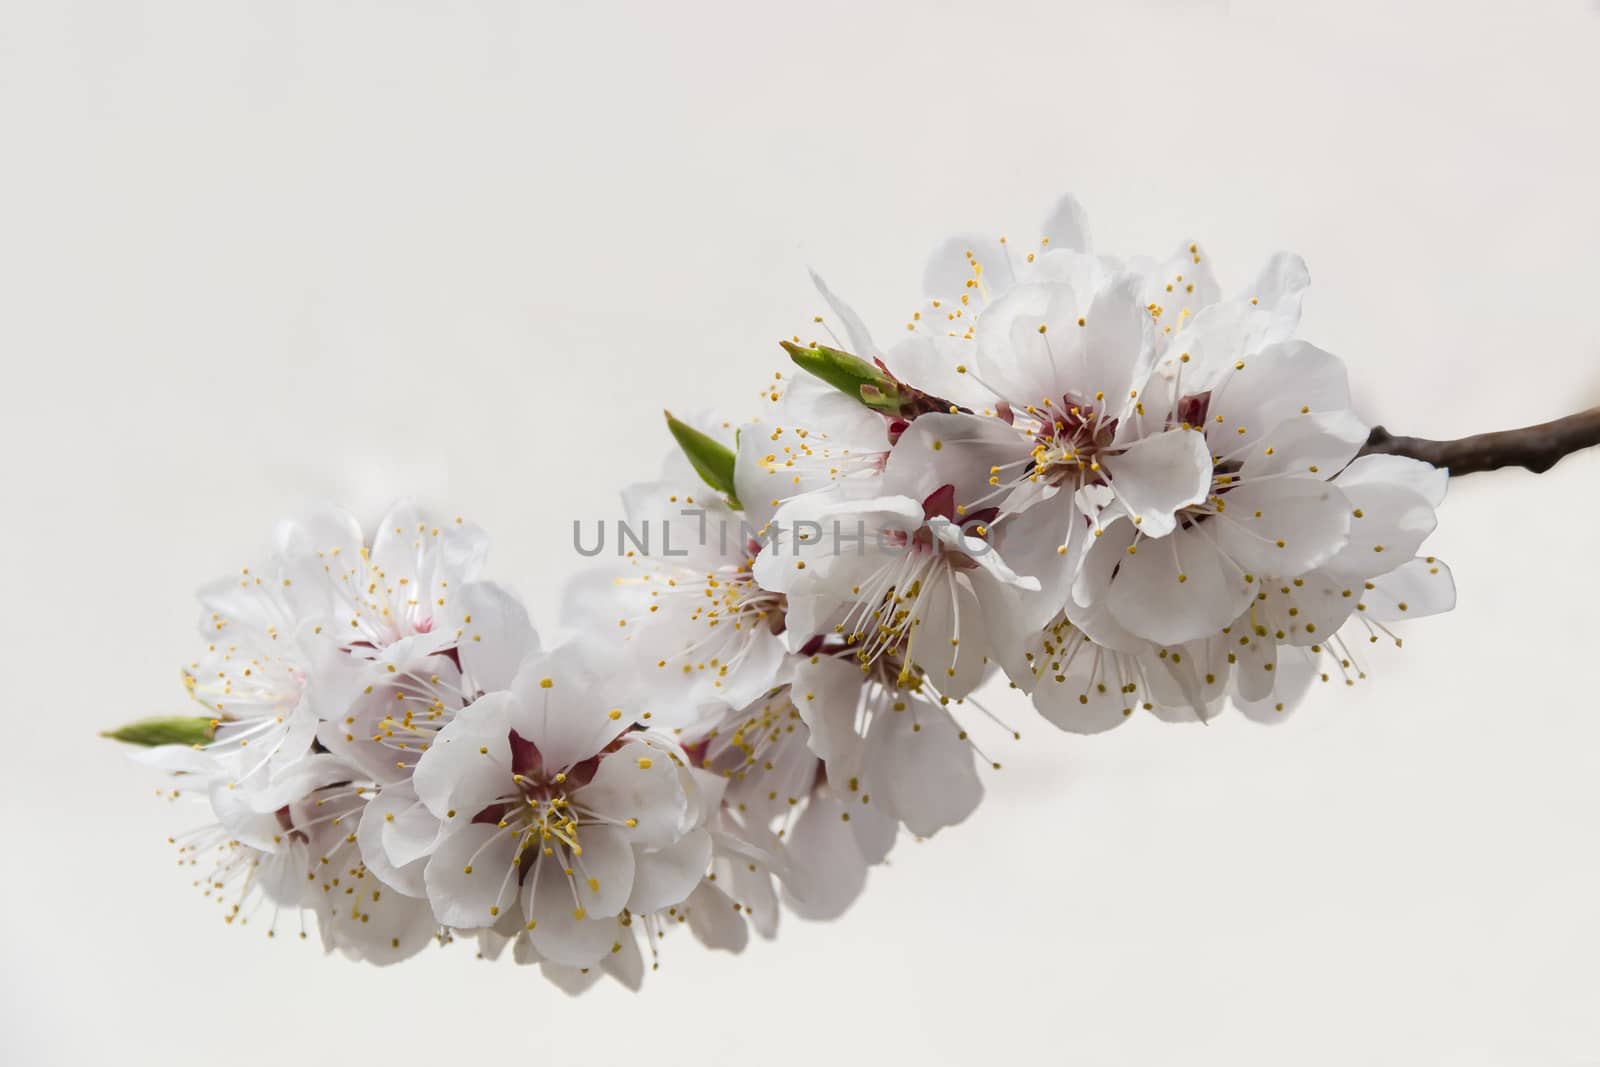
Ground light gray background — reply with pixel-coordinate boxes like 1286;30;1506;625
3;1;1598;1064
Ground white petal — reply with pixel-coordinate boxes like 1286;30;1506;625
457;581;539;694
1236;410;1369;481
792;655;866;770
780;791;870;921
1359;557;1456;621
600;926;646;991
923;234;1014;303
1029;640;1143;734
1322;482;1437;580
1335;453;1448;508
1038;193;1092;253
1208;340;1351;454
1108;524;1255;645
411;692;513;819
628;828;712;914
882;412;1031;510
524;858;623;968
1242;251;1310;343
572;739;689;849
1100;428;1212;538
866;698;983;835
1235;645;1319;723
567;824;636;919
324;883;437;967
685;880;750;953
1208;478;1353;576
422;823;522;928
357;781;433;898
810;269;879;359
505;653;629;773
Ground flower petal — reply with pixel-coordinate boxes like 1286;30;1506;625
1100;427;1212;538
628;828;712;914
422;823;521;928
1108;524;1255;645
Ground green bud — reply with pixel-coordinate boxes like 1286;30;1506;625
100;715;217;747
664;411;742;510
780;341;903;414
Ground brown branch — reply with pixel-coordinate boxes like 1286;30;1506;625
1359;406;1600;476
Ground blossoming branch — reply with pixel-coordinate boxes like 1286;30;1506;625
106;194;1596;991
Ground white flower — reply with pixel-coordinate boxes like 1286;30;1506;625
276;501;490;651
786;651;986;838
471;764;784;993
751;430;1041;699
161;502;502;802
407;647;711;968
735;369;894;526
314;578;539;785
174;557;319;792
575;476;788;730
697;681;895;919
162;754;440;964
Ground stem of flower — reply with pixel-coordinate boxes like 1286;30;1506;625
1359;405;1600;476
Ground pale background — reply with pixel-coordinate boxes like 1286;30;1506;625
3;1;1598;1064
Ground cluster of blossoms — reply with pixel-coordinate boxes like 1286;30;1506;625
125;194;1455;990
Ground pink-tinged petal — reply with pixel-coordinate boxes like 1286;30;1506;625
1101;428;1212;538
1209;478;1352;576
422;823;521;928
627;828;712;914
456;581;539;694
1108;524;1255;645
